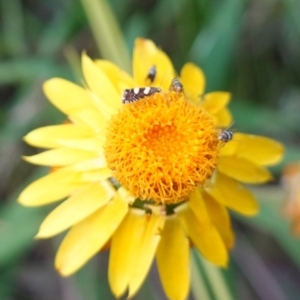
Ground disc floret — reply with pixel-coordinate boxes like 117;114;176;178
105;91;220;204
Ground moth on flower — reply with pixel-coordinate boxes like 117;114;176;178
122;86;162;104
19;38;284;300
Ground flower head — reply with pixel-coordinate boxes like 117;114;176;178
105;91;219;204
19;38;284;300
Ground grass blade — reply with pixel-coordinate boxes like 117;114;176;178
80;0;131;72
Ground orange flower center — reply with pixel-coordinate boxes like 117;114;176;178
104;91;220;204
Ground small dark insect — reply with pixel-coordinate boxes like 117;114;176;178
122;87;162;104
146;65;157;83
170;78;184;92
218;130;233;142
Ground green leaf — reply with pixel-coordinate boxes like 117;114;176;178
190;0;247;91
0;59;68;85
0;169;50;266
2;0;28;56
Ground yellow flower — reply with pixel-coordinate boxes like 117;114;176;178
19;38;284;300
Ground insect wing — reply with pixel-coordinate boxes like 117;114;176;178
122;87;162;104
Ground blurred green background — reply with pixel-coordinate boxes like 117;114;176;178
1;0;300;299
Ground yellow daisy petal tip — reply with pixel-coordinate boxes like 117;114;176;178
22;155;30;162
81;53;93;75
42;78;54;94
17;185;38;206
239;199;259;216
134;37;162;55
55;257;77;277
22;155;43;165
81;51;89;63
208;249;229;268
56;266;72;277
22;155;42;165
34;233;42;240
232;133;285;166
34;229;51;239
81;52;96;77
22;133;42;147
269;142;285;165
220;260;229;268
17;196;26;206
180;62;206;99
135;37;152;48
133;37;175;89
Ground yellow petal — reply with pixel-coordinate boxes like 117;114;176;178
70;158;107;171
69;107;109;130
43;78;95;114
55;195;128;276
175;203;228;267
201;92;231;115
229;133;284;166
23;148;98;166
78;168;112;181
81;53;120;110
202;190;234;249
213;107;233;127
156;216;190;300
218;156;273;183
95;60;136;93
86;90;117;120
18;168;88;206
219;137;238;157
206;171;259;216
109;209;145;298
24;124;93;148
188;188;210;223
133;38;175;90
128;213;164;298
180;62;206;101
57;137;105;152
36;181;115;238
